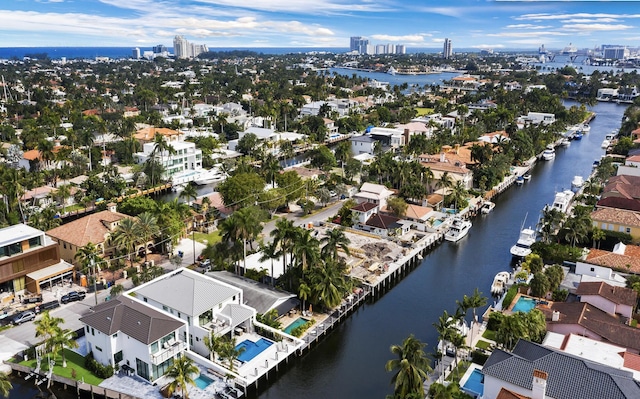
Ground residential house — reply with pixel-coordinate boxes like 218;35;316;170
590;208;640;241
418;151;474;191
467;99;497;111
134;127;184;145
46;204;145;266
575;281;637;319
354;182;394;209
323;118;339;136
482;339;640;399
134;139;203;179
123;107;140;118
0;224;74;297
133;268;256;359
504;81;522;91
543;301;640;353
478;131;509;144
357;213;410;237
299;101;337;117
617;156;640;177
517;112;556;126
402;204;434;232
574;262;627;288
349;134;378;156
583;242;640;274
351;202;379;225
79;296;187;382
368;127;405;149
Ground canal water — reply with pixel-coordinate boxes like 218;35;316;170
257;100;627;399
8;96;627;397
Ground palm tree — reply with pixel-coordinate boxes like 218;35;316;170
385;334;432;399
54;184;72;214
179;182;198;205
291;229;320;272
258;241;280;286
166;355;199;399
428;381;463;399
460;288;487;338
34;311;64;346
298;282;312;313
270;218;297;276
203;331;220;362
110;284;125;297
591;226;606;249
111;217;141;269
135;212;160;263
0;372;12;398
149;133;176;185
219;206;264;274
50;328;78;367
320;227;351;260
309;261;345;309
433;310;455;381
436;172;454;210
217;335;245;372
262;153;281;188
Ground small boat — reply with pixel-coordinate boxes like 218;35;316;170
601;139;610;149
491;271;511;295
523;172;531;181
571;175;584;189
573;131;583;140
481;201;495;214
580;124;591;134
547;190;574;214
444;217;472;242
516;176;525;185
601;133;616;149
542;146;555;161
560;138;571;147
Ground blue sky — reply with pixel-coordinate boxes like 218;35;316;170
2;0;639;50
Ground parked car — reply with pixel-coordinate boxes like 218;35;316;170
10;311;35;325
35;300;60;313
200;259;211;271
61;291;86;304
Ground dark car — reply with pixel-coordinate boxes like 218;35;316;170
61;291;86;304
10;311;36;325
35;300;60;313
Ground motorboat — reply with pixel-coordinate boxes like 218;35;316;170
601;139;610;149
516;176;525;185
523;172;531;181
444;217;472;242
194;168;227;185
602;133;615;149
491;271;511;296
481;201;495;214
571;175;584;189
510;227;536;258
542;146;555;161
547;190;574;214
580;123;591;134
560;138;571;147
573;131;583;140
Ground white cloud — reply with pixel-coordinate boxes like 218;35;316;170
560;18;620;24
561;23;634;32
486;31;568;38
470;44;505;49
370;34;427;42
189;0;391;15
505;24;551;30
516;13;640;21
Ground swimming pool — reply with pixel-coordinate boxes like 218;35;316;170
462;368;484;397
432;219;443;227
194;374;214;389
235;338;273;363
284;317;309;334
512;296;536;313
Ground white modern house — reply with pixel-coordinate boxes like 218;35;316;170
354;182;394;210
79;296;187;382
134;140;203;179
517;111;556;126
133;268;255;358
350;134;378;156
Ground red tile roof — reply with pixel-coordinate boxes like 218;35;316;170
46;210;132;247
575;281;638;307
586;247;640;274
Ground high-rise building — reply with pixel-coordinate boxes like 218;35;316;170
395;45;406;55
443;38;452;59
132;47;140;59
350;36;369;54
173;36;208;59
153;44;168;54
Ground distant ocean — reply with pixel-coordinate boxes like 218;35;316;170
0;46;501;60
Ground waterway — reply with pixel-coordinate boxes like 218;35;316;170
257;100;628;399
7;99;628;398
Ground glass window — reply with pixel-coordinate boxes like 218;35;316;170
28;236;41;248
151;342;159;353
114;351;123;364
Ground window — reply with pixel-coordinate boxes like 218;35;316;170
28;236;42;248
114;351;123;364
91;328;95;336
590;267;595;272
151;342;159;353
96;346;102;352
143;297;147;302
63;243;67;249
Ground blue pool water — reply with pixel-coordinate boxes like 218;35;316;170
236;338;273;363
512;296;536;313
462;369;484;396
194;374;214;389
432;219;443;227
284;317;309;334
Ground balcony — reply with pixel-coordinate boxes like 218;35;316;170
150;339;187;365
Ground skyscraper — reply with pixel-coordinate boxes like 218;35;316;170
173;36;208;59
132;47;140;59
443;38;452;59
350;36;369;54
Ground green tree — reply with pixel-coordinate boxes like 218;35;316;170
0;372;12;398
34;310;64;346
203;331;221;362
309;261;345;309
385;334;432;399
50;328;79;367
111;217;141;269
387;197;408;218
320;227;351;260
136;212;160;263
166;355;199;399
218;172;266;208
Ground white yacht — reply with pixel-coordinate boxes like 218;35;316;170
571;176;584;189
194;166;227;185
481;201;495;214
547;190;575;214
542;146;555;160
510;228;536;258
602;133;615;149
491;272;511;295
445;217;472;242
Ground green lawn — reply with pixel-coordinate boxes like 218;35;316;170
475;340;492;350
482;329;497;341
20;349;103;386
416;107;435;116
445;360;470;383
193;230;222;245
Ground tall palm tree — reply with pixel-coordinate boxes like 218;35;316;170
135;212;160;263
262;153;281;188
179;182;198;205
0;372;12;398
166;355;199;399
309;261;345;309
298;282;312;313
54;184;72;214
149;133;176;185
34;311;64;345
111;217;141;269
258;241;280;286
203;331;220;362
292;229;320;272
436;171;454;209
462;288;487;338
50;328;78;367
591;226;606;249
320;227;351;260
385;334;432;399
433;310;456;381
217;336;245;373
219;206;264;274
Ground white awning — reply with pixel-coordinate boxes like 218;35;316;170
26;261;74;281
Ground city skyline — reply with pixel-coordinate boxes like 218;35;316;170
1;0;639;50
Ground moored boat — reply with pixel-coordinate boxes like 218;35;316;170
571;175;584;189
516;176;525;185
542;146;555;161
510;227;536;258
560;138;571;147
523;172;531;181
491;271;511;295
444;217;472;242
481;201;495;214
546;190;574;214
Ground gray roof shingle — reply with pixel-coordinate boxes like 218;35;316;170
482;340;640;399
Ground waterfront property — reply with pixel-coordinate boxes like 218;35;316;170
511;295;537;313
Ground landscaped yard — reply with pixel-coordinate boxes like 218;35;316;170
194;230;222;245
19;349;103;386
475;340;492;350
482;329;496;341
416;107;435;116
445;360;470;383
